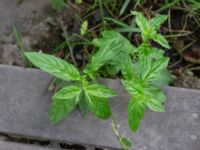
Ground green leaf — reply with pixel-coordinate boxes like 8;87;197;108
25;52;81;81
123;79;166;103
139;45;164;60
128;96;145;132
141;57;169;81
85;83;117;98
92;30;137;54
122;78;166;130
49;98;77;124
50;0;65;11
121;54;136;80
151;34;170;49
120;0;131;15
150;14;168;30
104;51;135;77
138;45;169;82
131;11;149;34
120;137;132;149
79;97;90;117
84;41;118;78
87;30;137;78
146;97;165;112
152;69;173;86
145;85;166;103
84;92;111;119
80;20;88;36
104;17;130;28
75;0;82;4
49;85;82;124
52;85;81;101
122;79;144;96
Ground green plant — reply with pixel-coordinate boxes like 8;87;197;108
50;0;66;12
24;52;117;123
122;11;171;131
50;0;83;12
25;11;172;149
13;26;30;66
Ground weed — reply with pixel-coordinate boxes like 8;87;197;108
25;11;172;149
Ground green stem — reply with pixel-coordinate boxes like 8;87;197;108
99;0;105;28
111;115;131;150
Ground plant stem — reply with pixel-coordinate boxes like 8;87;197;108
99;0;105;28
111;115;131;150
58;17;77;66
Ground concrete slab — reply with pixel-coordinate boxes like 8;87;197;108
0;65;199;150
0;141;60;150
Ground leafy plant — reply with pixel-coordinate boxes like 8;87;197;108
50;0;66;12
50;0;83;11
25;52;117;123
25;11;172;149
121;11;171;132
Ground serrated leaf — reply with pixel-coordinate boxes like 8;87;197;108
104;51;135;77
142;57;169;81
52;85;81;101
80;20;88;35
49;97;77;124
84;92;111;119
128;96;145;132
123;79;166;103
152;69;173;86
79;96;90;117
49;85;82;124
84;41;118;78
151;34;170;49
25;52;81;81
146;97;165;112
89;30;137;78
131;11;149;34
121;54;136;80
85;83;117;98
122;79;144;96
145;85;166;103
150;14;168;30
139;45;164;60
50;0;65;11
123;78;166;130
92;30;137;54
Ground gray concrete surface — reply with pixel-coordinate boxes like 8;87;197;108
0;141;60;150
0;65;199;150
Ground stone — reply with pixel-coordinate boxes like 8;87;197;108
0;0;51;36
0;44;25;66
0;65;199;150
0;0;52;66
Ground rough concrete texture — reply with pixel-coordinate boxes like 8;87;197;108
0;0;52;66
0;141;60;150
0;65;199;150
0;0;51;36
